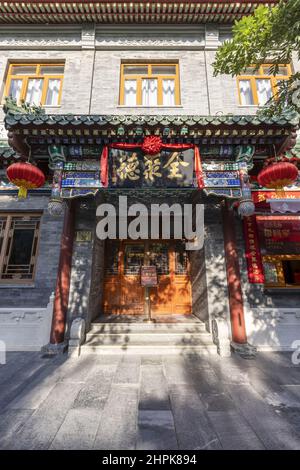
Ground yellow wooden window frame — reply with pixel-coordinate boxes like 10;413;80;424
262;254;300;288
119;63;180;106
4;63;65;106
237;64;292;105
0;213;42;284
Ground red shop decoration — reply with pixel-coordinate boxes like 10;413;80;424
257;161;298;190
243;215;264;284
100;135;204;188
6;162;45;198
141;136;163;155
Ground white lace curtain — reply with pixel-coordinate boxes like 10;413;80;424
124;79;137;106
256;79;272;105
9;79;23;102
239;80;254;105
142;79;157;106
162;79;175;106
25;79;43;106
45;79;61;106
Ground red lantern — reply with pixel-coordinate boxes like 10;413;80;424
257;162;298;189
7;162;45;198
141;136;162;155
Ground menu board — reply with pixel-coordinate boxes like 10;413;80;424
202;161;243;198
256;216;300;255
141;266;158;287
60;160;102;198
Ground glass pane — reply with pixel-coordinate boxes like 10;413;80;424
123;65;148;75
256;78;272;105
105;241;119;275
124;79;137;106
240;67;259;76
45;78;61;105
162;79;175;106
262;65;289;76
142;78;157;106
40;65;64;75
25;78;43;105
175;242;188;274
277;66;289;76
8;228;34;266
149;243;169;275
124;244;144;275
239;79;254;105
152;65;176;75
11;65;37;75
9;79;23;102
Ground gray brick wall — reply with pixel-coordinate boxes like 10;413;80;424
0;24;299;123
0;195;64;308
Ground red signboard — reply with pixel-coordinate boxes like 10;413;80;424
141;266;158;287
256;215;300;255
252;190;300;204
243;216;265;284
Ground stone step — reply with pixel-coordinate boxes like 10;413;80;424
89;322;207;335
85;332;213;347
80;343;218;355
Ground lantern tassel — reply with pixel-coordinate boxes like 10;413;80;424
18;187;28;199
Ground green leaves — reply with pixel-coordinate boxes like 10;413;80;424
213;0;300;115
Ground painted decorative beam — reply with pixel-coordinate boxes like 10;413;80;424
0;1;279;24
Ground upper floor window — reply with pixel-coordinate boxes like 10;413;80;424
120;63;180;106
0;213;41;283
237;64;292;106
4;63;64;106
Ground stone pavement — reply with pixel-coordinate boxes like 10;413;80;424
0;351;300;450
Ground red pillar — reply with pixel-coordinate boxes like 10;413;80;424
50;200;75;345
222;200;247;344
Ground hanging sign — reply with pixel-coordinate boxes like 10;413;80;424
109;149;194;188
141;266;158;287
243;216;265;283
256;215;300;255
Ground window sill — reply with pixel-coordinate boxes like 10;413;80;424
0;283;35;288
117;105;183;109
238;105;260;108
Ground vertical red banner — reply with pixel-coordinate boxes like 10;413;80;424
243;216;265;284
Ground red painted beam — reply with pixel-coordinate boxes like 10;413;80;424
222;200;247;344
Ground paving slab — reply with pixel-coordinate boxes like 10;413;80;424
1;381;82;450
113;356;141;384
50;409;102;450
169;384;221;450
137;410;178;450
0;409;34;444
73;365;116;410
139;365;170;410
226;383;300;450
207;410;265;450
93;384;139;450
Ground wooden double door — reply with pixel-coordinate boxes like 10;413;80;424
103;240;192;316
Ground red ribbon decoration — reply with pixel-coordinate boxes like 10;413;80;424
100;138;204;188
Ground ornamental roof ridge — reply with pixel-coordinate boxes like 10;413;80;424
4;111;300;129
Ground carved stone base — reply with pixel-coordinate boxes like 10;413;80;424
68;317;86;358
211;317;231;357
41;341;68;356
231;341;257;359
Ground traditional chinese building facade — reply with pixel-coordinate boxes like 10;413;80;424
0;1;299;356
